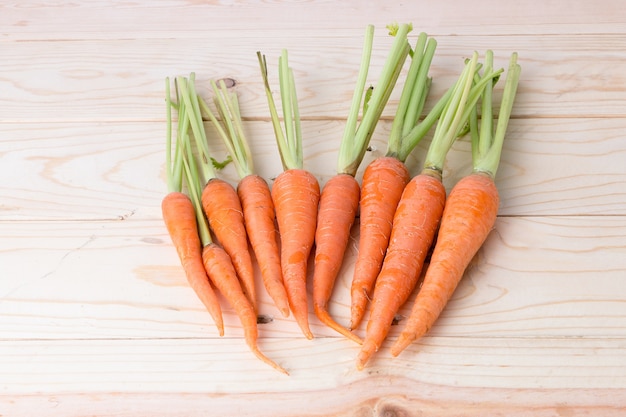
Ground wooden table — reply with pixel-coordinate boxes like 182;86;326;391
2;1;625;415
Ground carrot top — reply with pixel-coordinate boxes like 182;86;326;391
384;30;439;163
470;51;521;177
422;52;504;175
166;74;216;247
257;50;303;171
336;23;412;176
198;80;253;180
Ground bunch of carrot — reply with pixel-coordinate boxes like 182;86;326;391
162;74;288;375
161;23;521;373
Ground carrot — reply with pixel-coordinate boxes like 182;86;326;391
172;74;288;374
162;77;224;336
162;192;225;337
198;80;290;318
350;30;445;330
312;24;413;344
202;242;288;375
390;51;521;357
356;52;504;369
257;50;320;339
176;75;257;312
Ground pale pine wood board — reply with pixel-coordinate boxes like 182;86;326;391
3;0;626;39
2;35;626;121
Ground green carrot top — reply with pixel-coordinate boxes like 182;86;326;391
257;49;303;172
335;23;412;177
165;74;215;247
470;51;521;178
422;52;505;177
198;79;254;180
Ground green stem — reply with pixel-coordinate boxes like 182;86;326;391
177;74;217;184
199;79;254;179
339;24;375;171
257;51;302;170
473;52;521;177
387;33;438;162
337;23;412;176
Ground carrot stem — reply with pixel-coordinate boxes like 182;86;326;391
337;23;412;176
340;24;374;164
257;50;303;171
423;53;504;173
386;32;438;162
473;52;521;177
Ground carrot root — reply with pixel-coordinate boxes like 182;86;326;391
162;192;224;336
272;168;320;340
312;174;361;343
356;173;446;370
238;174;290;318
350;156;410;330
390;172;499;357
202;178;257;312
202;243;288;375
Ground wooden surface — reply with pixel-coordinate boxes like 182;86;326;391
2;1;626;415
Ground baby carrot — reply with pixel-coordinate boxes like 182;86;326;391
356;52;503;369
162;77;224;336
198;80;290;318
313;24;412;344
258;50;320;339
391;51;521;357
172;74;287;374
177;75;257;311
350;30;443;331
202;242;288;375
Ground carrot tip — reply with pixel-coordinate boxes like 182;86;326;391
390;333;414;357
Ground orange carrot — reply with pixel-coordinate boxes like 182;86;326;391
201;177;256;312
198;81;290;318
350;31;442;331
356;173;445;369
202;243;288;375
258;50;320;339
238;174;290;317
355;51;505;369
177;75;257;312
313;173;362;344
390;51;521;357
349;155;410;330
171;74;288;374
162;78;224;336
312;24;412;344
162;192;224;337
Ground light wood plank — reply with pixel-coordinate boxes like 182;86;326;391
2;0;625;40
2;118;625;221
0;337;625;416
2;35;626;121
1;216;625;341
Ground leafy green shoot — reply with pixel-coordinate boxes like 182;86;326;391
385;31;438;163
176;74;217;186
257;50;303;171
422;52;505;175
197;79;252;179
337;23;412;176
165;75;213;246
471;51;521;178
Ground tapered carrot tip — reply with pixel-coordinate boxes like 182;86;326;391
390;332;416;357
252;348;290;376
314;304;363;345
355;339;379;371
